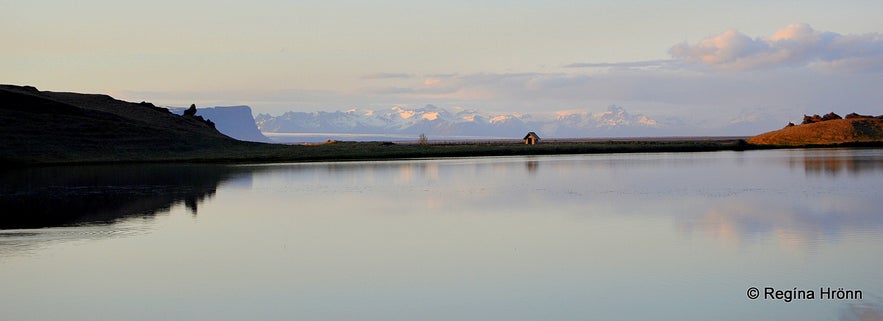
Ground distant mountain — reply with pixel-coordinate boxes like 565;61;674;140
256;105;663;139
171;105;271;143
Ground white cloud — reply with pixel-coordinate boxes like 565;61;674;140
669;23;883;71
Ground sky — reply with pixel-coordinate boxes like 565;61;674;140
3;0;883;132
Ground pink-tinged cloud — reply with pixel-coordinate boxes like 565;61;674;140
669;23;883;71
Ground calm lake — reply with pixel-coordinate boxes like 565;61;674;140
1;149;882;320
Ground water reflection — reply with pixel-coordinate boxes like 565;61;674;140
0;224;149;258
0;164;249;229
787;149;883;176
840;298;883;321
0;150;881;320
526;158;539;174
3;150;881;237
680;200;883;250
677;149;883;249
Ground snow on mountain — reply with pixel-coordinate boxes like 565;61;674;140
256;105;662;138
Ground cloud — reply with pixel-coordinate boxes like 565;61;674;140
361;72;413;79
669;23;883;71
371;86;460;96
363;73;547;102
564;59;678;69
423;78;442;86
354;66;882;125
142;24;877;134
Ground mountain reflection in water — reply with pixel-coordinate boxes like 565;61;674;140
0;164;250;229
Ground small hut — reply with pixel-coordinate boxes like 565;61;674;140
523;132;540;145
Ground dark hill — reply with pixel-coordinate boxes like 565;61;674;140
0;85;257;164
747;113;883;146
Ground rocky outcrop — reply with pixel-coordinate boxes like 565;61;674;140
801;112;842;125
845;112;880;120
184;104;197;116
181;104;216;129
822;112;842;121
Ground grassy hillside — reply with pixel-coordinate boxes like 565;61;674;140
0;85;264;164
747;116;883;146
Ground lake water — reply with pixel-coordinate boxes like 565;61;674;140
1;149;882;320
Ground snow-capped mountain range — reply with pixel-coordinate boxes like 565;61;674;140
255;105;662;138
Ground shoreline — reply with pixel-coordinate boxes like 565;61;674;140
6;137;883;167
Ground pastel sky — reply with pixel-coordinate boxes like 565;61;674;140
3;0;883;131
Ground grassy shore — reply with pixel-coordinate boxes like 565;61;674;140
10;136;883;167
272;138;758;162
6;138;756;166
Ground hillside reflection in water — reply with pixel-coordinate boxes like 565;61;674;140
0;164;255;229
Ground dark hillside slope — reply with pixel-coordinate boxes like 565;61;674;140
0;85;253;164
